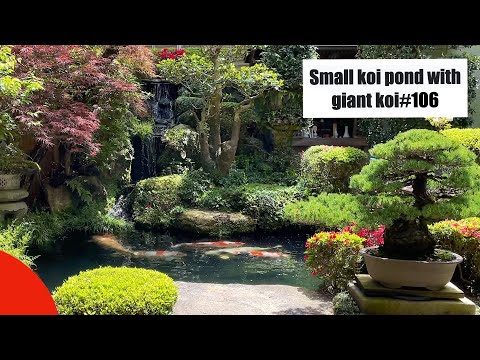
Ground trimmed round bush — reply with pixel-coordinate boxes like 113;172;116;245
300;145;369;194
441;128;480;163
132;174;183;228
53;267;178;315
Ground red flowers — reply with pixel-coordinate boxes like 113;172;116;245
343;223;384;247
158;48;186;61
311;270;318;276
146;203;152;209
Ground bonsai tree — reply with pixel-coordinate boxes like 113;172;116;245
156;46;283;176
350;129;480;260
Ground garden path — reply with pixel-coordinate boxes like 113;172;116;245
173;282;333;315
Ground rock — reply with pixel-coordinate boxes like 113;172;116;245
81;176;107;201
0;189;29;202
0;201;28;221
44;184;73;212
176;209;255;237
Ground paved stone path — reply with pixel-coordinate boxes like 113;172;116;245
173;282;333;315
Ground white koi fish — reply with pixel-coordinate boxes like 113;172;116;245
172;240;245;250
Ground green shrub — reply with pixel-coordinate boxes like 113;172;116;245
23;202;134;250
237;184;302;231
300;145;369;194
132;175;183;228
441;128;480;162
178;168;213;206
332;292;363;315
53;267;178;315
196;184;302;231
305;230;364;292
0;223;36;267
284;193;365;230
197;187;236;211
429;218;480;288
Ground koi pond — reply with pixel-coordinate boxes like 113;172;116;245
35;231;322;292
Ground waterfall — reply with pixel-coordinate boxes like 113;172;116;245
131;80;178;183
108;195;130;220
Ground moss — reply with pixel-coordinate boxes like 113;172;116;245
176;208;255;237
53;267;178;315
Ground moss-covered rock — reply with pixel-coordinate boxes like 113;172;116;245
176;208;255;237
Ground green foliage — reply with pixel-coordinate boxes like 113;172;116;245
178;168;213;206
332;292;363;315
163;124;199;159
305;230;364;292
22;203;134;250
130;119;154;139
441;128;480;161
357;45;480;145
351;130;480;213
235;184;302;231
0;143;40;174
300;146;369;194
0;45;43;141
196;183;302;231
132;175;183;228
198;187;235;211
53;267;178;315
284;193;362;229
0;223;36;267
66;177;94;205
261;45;318;90
429;218;480;288
157;46;283;175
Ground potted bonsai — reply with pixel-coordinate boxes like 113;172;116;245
350;129;480;290
0;141;40;190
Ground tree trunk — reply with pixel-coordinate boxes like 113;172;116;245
64;147;72;176
208;47;223;159
197;110;214;170
216;107;244;176
382;216;435;259
412;172;432;209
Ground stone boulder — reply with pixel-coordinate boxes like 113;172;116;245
176;209;255;237
44;184;73;212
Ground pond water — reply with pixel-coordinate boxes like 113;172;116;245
34;231;322;292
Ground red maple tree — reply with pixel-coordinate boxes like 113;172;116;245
12;45;151;177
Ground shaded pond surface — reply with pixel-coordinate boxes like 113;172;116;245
35;231;322;292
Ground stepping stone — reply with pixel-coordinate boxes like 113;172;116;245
348;282;476;315
0;189;29;203
355;274;464;300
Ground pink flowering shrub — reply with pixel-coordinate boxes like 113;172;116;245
342;223;385;247
156;48;186;61
304;223;386;292
429;218;480;286
304;231;364;292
